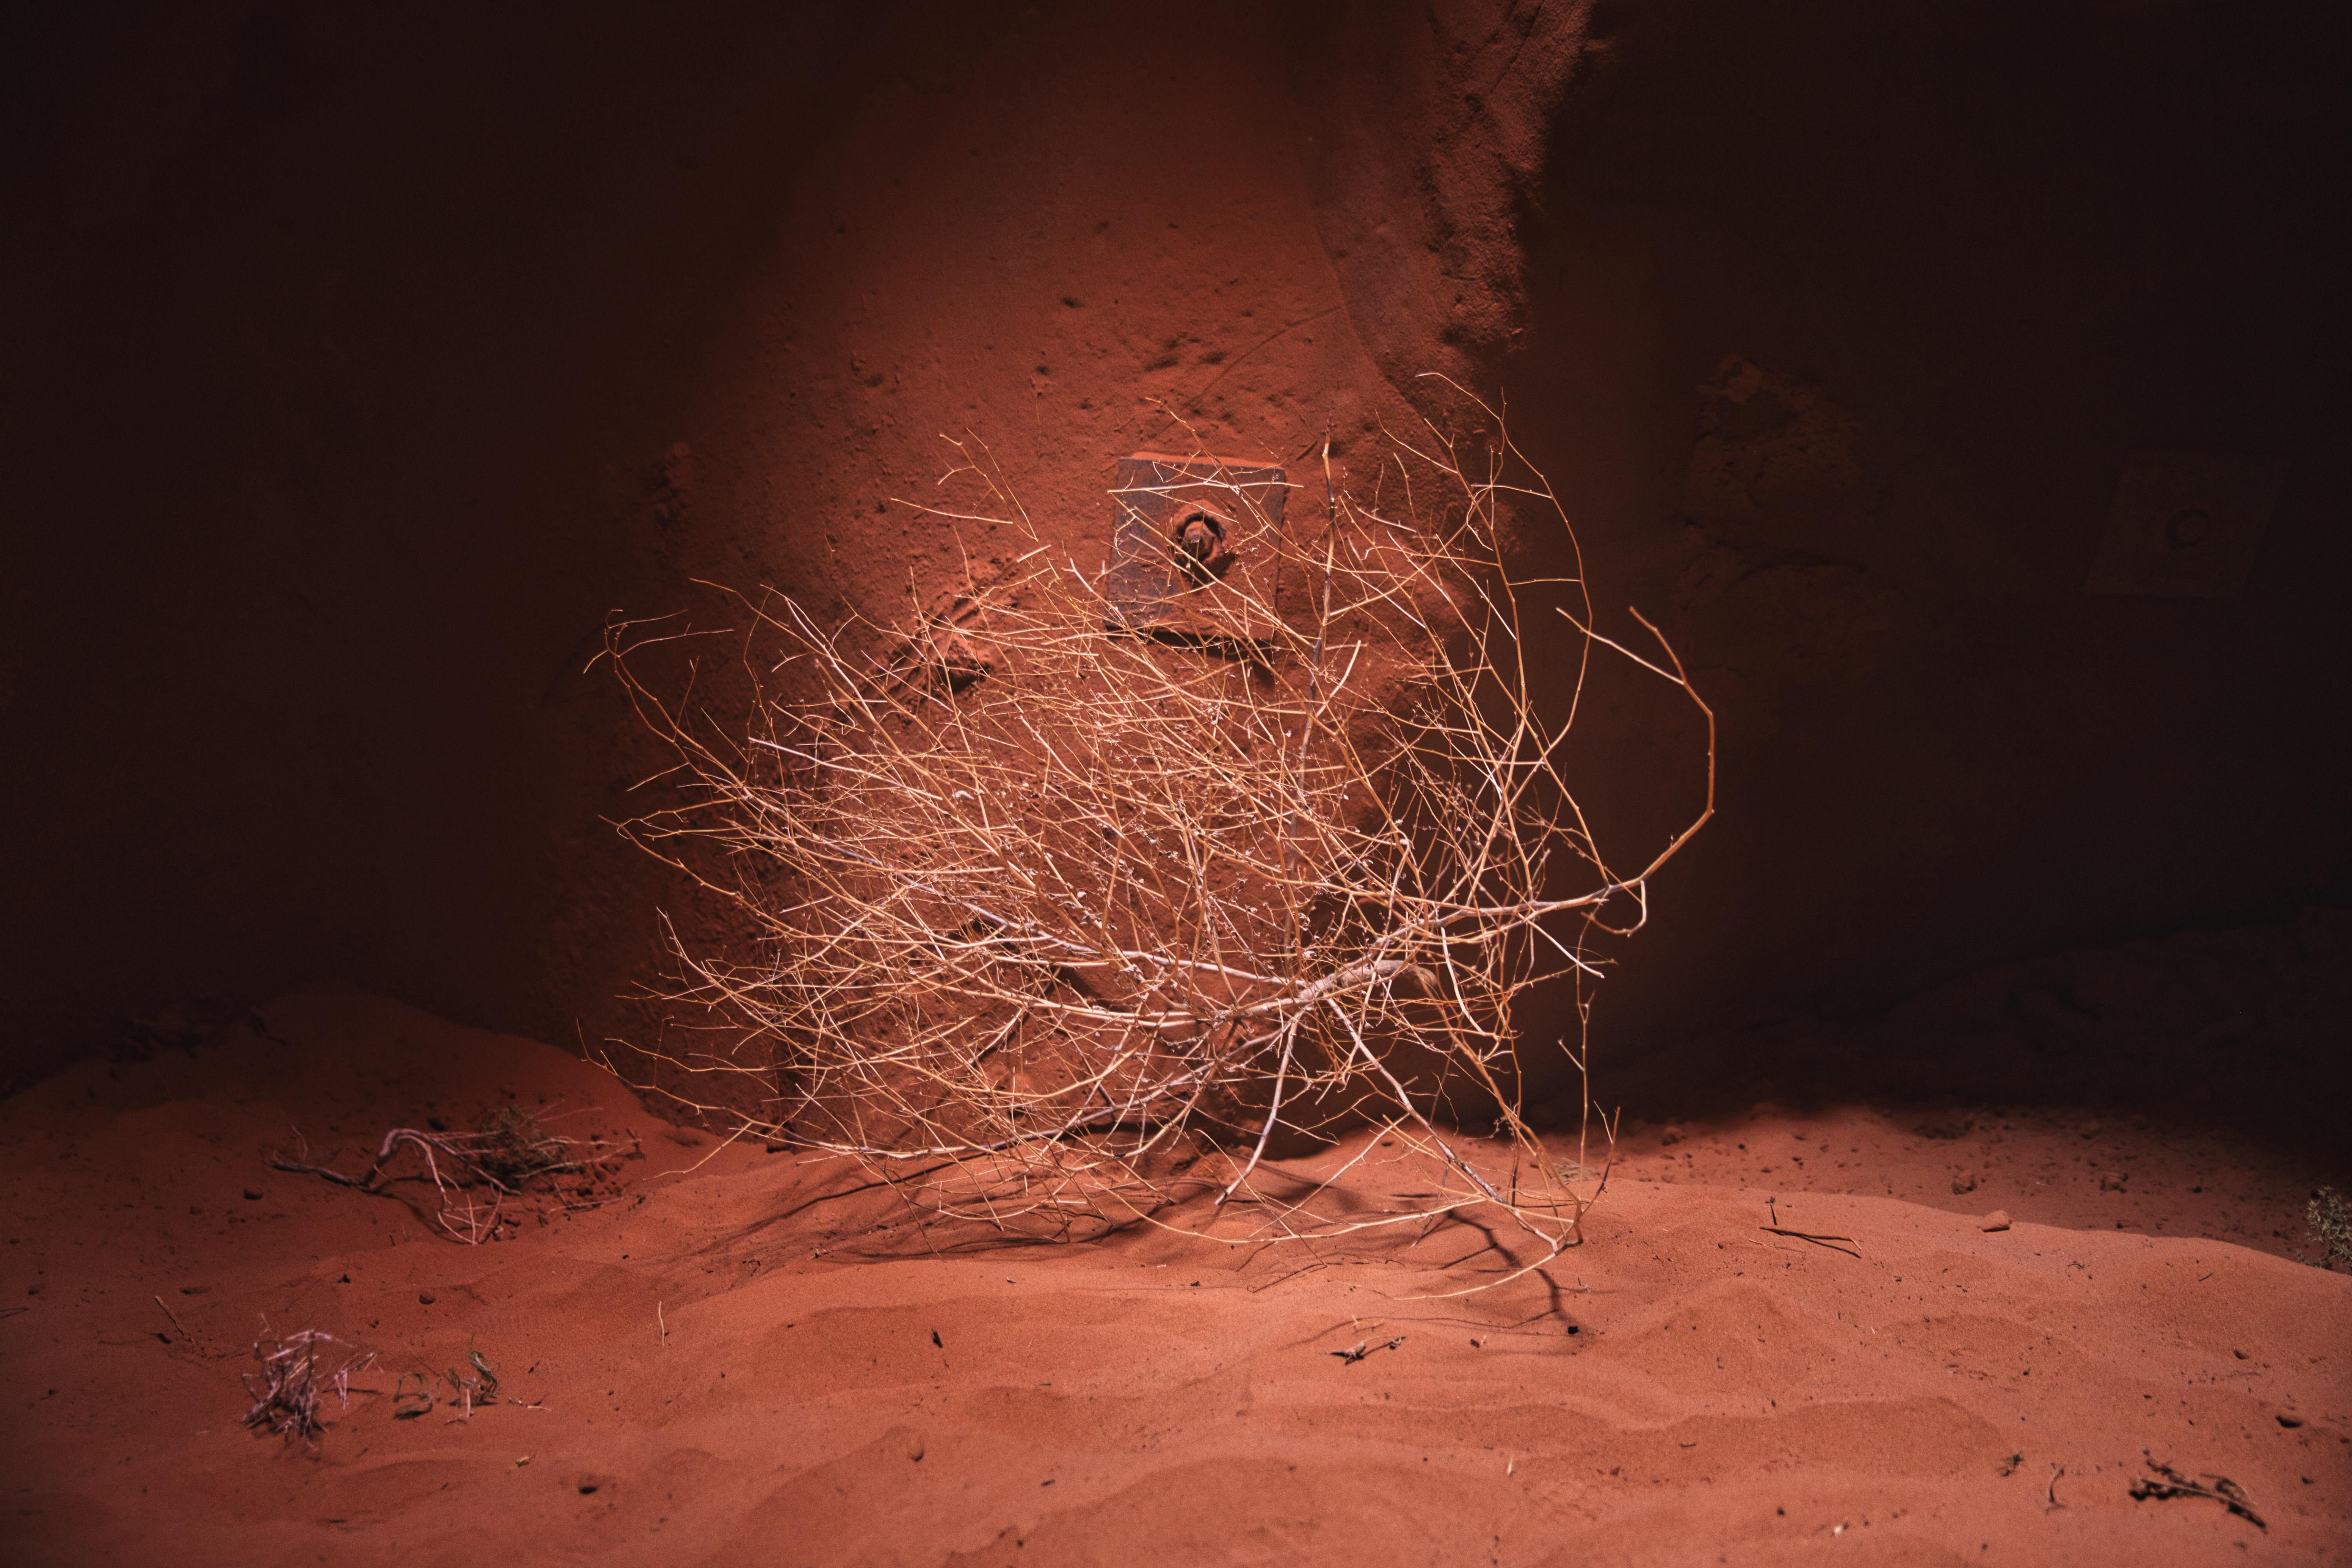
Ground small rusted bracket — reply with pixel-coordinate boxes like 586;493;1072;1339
1103;452;1288;652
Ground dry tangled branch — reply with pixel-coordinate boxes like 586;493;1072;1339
603;384;1712;1277
270;1104;627;1245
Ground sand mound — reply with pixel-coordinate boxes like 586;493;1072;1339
3;987;2344;1564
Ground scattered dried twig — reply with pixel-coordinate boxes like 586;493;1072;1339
2129;1453;2265;1529
392;1338;505;1422
442;1338;500;1420
1330;1335;1407;1365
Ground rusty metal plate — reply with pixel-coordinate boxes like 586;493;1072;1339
2085;451;2285;599
1103;453;1289;646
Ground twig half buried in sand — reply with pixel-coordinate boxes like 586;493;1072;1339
1760;1199;1859;1258
1758;1225;1860;1258
2129;1453;2265;1530
1330;1335;1406;1365
392;1370;436;1420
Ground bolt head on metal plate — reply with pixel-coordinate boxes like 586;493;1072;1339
1103;453;1289;646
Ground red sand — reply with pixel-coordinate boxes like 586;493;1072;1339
5;985;2345;1564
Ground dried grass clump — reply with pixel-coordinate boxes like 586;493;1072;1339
243;1330;373;1446
604;389;1711;1278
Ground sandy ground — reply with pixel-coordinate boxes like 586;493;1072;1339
4;985;2346;1565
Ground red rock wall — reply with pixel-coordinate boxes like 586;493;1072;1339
1505;0;2352;1089
4;2;2345;1103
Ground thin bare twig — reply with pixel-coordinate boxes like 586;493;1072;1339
1762;1199;1860;1258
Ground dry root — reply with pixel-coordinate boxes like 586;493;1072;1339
603;385;1712;1282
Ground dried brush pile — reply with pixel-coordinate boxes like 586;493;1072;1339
605;392;1710;1277
272;1104;626;1245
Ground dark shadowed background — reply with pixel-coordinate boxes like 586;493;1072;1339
4;1;2345;1125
